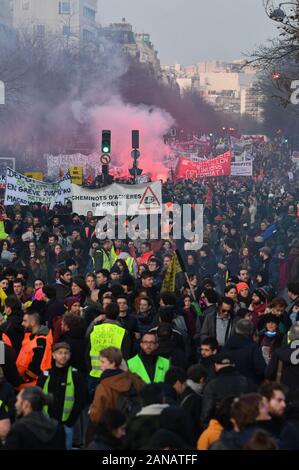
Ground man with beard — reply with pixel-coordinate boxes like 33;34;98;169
127;332;169;384
55;268;72;300
16;312;53;389
3;387;65;450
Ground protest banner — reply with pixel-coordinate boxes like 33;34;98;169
71;181;162;216
230;161;253;176
4;168;71;206
175;152;231;179
0;157;15;189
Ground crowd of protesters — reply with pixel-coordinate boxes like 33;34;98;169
0;137;298;451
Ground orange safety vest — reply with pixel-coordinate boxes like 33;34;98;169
2;332;12;348
16;330;53;383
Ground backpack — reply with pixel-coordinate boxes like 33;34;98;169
116;385;141;418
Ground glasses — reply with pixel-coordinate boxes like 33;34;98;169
221;308;231;313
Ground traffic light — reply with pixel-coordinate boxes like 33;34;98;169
132;130;139;149
101;130;111;154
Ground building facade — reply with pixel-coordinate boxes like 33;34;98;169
13;0;97;42
162;60;262;119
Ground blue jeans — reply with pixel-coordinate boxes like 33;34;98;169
64;425;74;450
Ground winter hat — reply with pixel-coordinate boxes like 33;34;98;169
52;342;71;352
253;288;268;303
65;296;81;310
236;282;249;294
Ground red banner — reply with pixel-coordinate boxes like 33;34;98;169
175;152;231;179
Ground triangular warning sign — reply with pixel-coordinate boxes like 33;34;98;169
138;185;161;210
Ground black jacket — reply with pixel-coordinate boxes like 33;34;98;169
266;345;299;390
55;281;72;301
3;411;66;450
223;334;266;384
37;364;86;427
0;380;16;422
123;403;170;450
87;431;122;450
59;324;87;374
200;366;257;427
2;343;22;388
41;299;65;329
0;313;24;354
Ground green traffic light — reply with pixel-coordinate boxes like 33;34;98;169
102;145;110;153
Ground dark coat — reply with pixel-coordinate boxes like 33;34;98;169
37;365;87;427
200;367;257;427
59;324;88;374
0;313;24;354
55;281;72;301
200;311;237;345
87;431;121;450
123;403;170;450
2;343;22;388
223;334;266;384
3;411;66;450
266;345;299;390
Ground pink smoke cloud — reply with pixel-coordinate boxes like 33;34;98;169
89;96;175;180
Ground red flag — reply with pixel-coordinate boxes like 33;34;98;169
175;151;231;180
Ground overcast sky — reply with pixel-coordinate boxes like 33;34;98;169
98;0;278;65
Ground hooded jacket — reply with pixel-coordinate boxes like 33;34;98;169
223;334;266;384
3;411;66;450
123;403;169;450
89;369;145;424
200;367;257;428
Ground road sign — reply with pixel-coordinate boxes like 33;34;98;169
131;149;140;159
100;154;111;164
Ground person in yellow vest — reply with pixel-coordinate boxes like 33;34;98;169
37;342;86;450
92;239;117;273
127;332;170;384
16;312;53;389
87;302;131;398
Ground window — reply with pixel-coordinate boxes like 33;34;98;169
62;25;70;36
83;6;96;21
22;0;30;10
59;1;70;15
83;29;94;42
